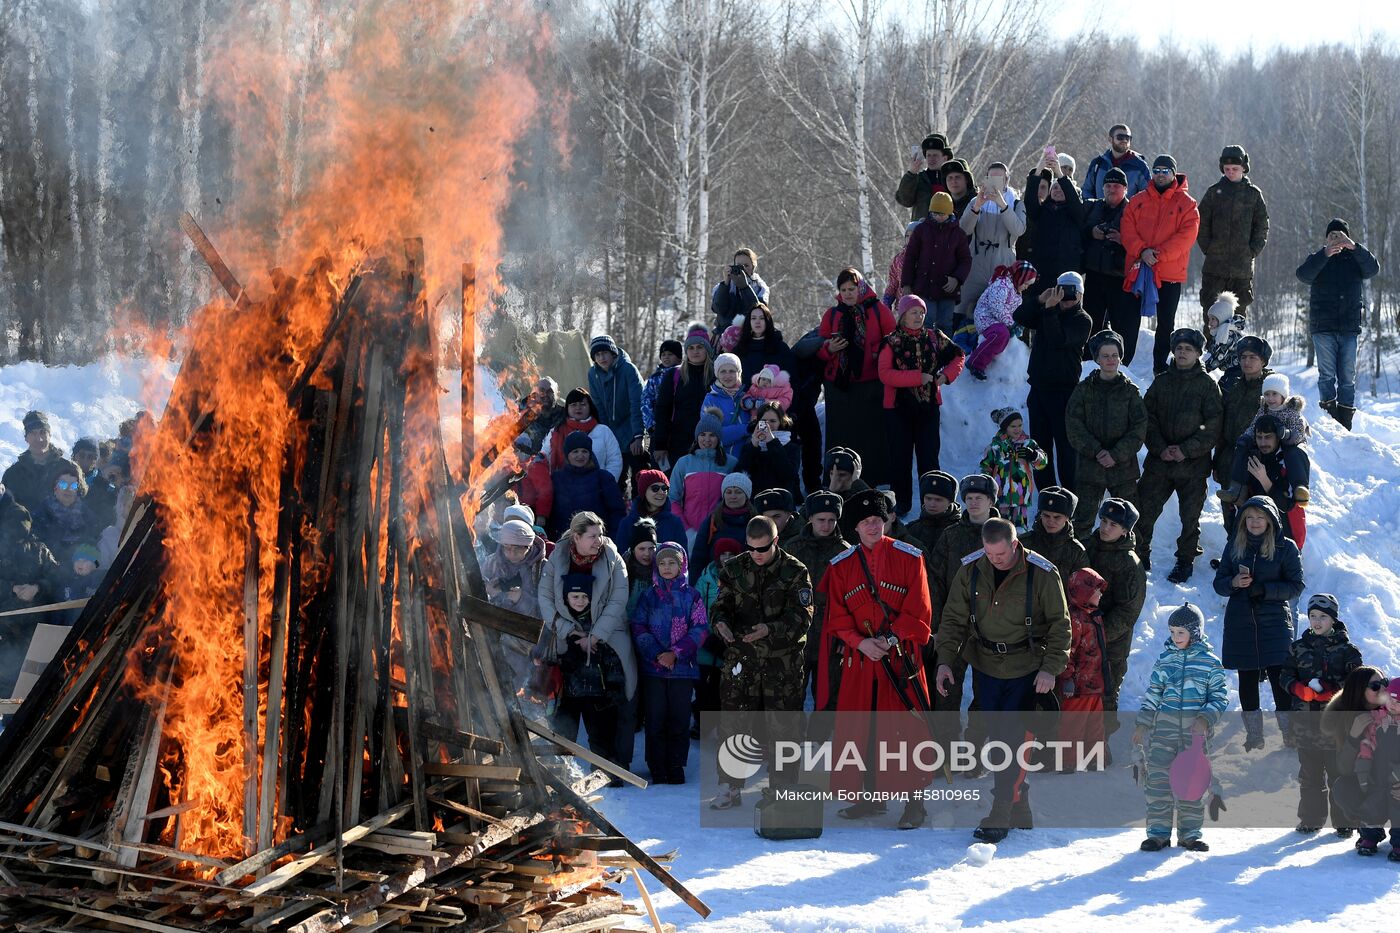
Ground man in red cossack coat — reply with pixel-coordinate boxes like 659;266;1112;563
817;489;935;830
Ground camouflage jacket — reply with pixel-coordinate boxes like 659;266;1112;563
1065;371;1147;486
1214;366;1273;483
711;550;813;663
928;508;1000;618
1021;517;1089;582
1279;622;1363;748
1143;359;1223;461
1084;531;1146;642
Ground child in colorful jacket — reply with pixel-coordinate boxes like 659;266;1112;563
1132;603;1229;852
1202;291;1245;374
980;407;1048;531
745;365;794;413
630;542;708;784
1056;567;1110;770
966;261;1037;379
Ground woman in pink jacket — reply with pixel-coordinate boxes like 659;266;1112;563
877;294;965;515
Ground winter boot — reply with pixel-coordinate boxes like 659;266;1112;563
1166;558;1194;584
1335;828;1354;839
1319;398;1337;421
1178;836;1209;852
838;799;888;820
1009;786;1033;830
1296;823;1320;834
1140;836;1170;852
1276;711;1296;748
897;800;927;830
1356;837;1379;856
1220;482;1244;504
1388;847;1400;863
1242;710;1265;751
710;785;742;810
973;800;1013;843
1337;405;1356;431
1293;486;1309;509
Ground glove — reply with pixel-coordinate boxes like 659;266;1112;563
1291;682;1318;703
1208;793;1227;822
1059;679;1075;697
1308;678;1323;692
1016;447;1038;461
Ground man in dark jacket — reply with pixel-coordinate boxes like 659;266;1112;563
1081;168;1138;362
1085;497;1146;736
2;412;80;516
894;133;954;222
902;192;972;333
710;247;770;332
1020;486;1088;581
1082;123;1150;199
1237;415;1308;548
786;491;848;705
0;485;59;698
1065;330;1147;541
1296;218;1380;430
1214;335;1274;530
1022;158;1084;301
1014;273;1093;491
1134;328;1223;583
1196;145;1269;320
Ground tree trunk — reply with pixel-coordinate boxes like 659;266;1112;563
853;0;874;275
694;0;711;320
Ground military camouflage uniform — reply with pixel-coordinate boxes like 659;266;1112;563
925;508;1000;718
1135;359;1223;565
1214;366;1273;526
711;549;813;712
1085;530;1147;721
1065;372;1147;540
906;504;962;581
1279;621;1363;828
1020;515;1089;582
786;525;851;706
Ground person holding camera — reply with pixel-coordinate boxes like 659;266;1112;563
1013;272;1093;491
1022;149;1084;304
1296;218;1380;431
1081;167;1138;362
958;162;1026;319
895;133;954;222
710;248;770;333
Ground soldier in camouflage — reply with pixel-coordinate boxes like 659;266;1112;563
1065;330;1147;540
709;515;814;808
1020;486;1089;581
754;488;806;549
1214;335;1274;530
906;471;963;581
1085;497;1147;740
1134;328;1223;583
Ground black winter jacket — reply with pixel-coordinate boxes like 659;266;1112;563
1296;244;1381;335
1014;301;1093;391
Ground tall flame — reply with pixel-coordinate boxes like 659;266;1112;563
127;0;543;857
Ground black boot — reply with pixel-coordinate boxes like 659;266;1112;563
1009;786;1033;830
1178;836;1209;852
973;800;1012;842
897;800;927;830
1140;836;1170;852
1166;558;1193;584
1337;405;1356;431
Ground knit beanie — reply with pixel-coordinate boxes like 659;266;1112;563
929;191;955;216
1103;166;1128;187
22;410;49;434
1262;373;1290;398
589;335;621;359
562;573;593;599
1167;602;1206;645
712;538;745;560
1056;270;1084;293
636;469;669;494
1152;154;1177;173
896;294;927;320
1326;218;1350;236
1057;152;1076;176
1206;291;1239;323
991;407;1022;432
72;543;101;565
1306;593;1340;622
564;431;593;455
694;413;723;442
721;472;752;499
660;338;683;359
504;503;537;527
493;519;536;547
631;518;659;547
714;352;742;375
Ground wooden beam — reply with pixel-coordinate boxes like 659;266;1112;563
517;715;647;789
421;763;521;782
179;212;246;306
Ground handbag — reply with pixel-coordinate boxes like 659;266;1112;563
523;618;564;707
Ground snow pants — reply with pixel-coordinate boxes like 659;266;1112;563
1144;719;1206;841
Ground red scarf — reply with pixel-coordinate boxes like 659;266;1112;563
570;542;602;574
549;417;599;471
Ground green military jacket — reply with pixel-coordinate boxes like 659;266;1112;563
712;550;813;663
1020;517;1089;582
1066;370;1147;486
1085;531;1147;642
1143;358;1223;462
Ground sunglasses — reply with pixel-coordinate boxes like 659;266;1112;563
746;539;777;554
648;483;669;493
1151;168;1174;176
55;480;80;491
1368;679;1390;692
1113;134;1132;141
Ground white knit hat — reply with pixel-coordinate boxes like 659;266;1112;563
1262;373;1290;398
714;352;742;374
504;503;536;527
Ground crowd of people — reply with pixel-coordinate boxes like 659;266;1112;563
2;123;1394;860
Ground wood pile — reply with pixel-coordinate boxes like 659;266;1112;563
0;220;707;932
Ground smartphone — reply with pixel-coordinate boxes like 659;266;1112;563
910;144;923;160
1239;564;1251;577
1044;145;1057;161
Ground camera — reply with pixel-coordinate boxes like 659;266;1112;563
729;264;745;276
1061;287;1079;301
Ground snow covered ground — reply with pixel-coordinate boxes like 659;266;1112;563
4;338;1399;930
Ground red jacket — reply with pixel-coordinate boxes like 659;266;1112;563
876;327;965;409
817;284;896;384
515;456;554;525
1120;173;1200;286
818;536;934;792
1059;569;1109;697
901;215;972;303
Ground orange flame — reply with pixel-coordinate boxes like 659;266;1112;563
124;0;544;858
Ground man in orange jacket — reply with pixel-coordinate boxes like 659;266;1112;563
1121;154;1201;375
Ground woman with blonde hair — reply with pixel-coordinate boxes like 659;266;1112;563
1212;495;1304;751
